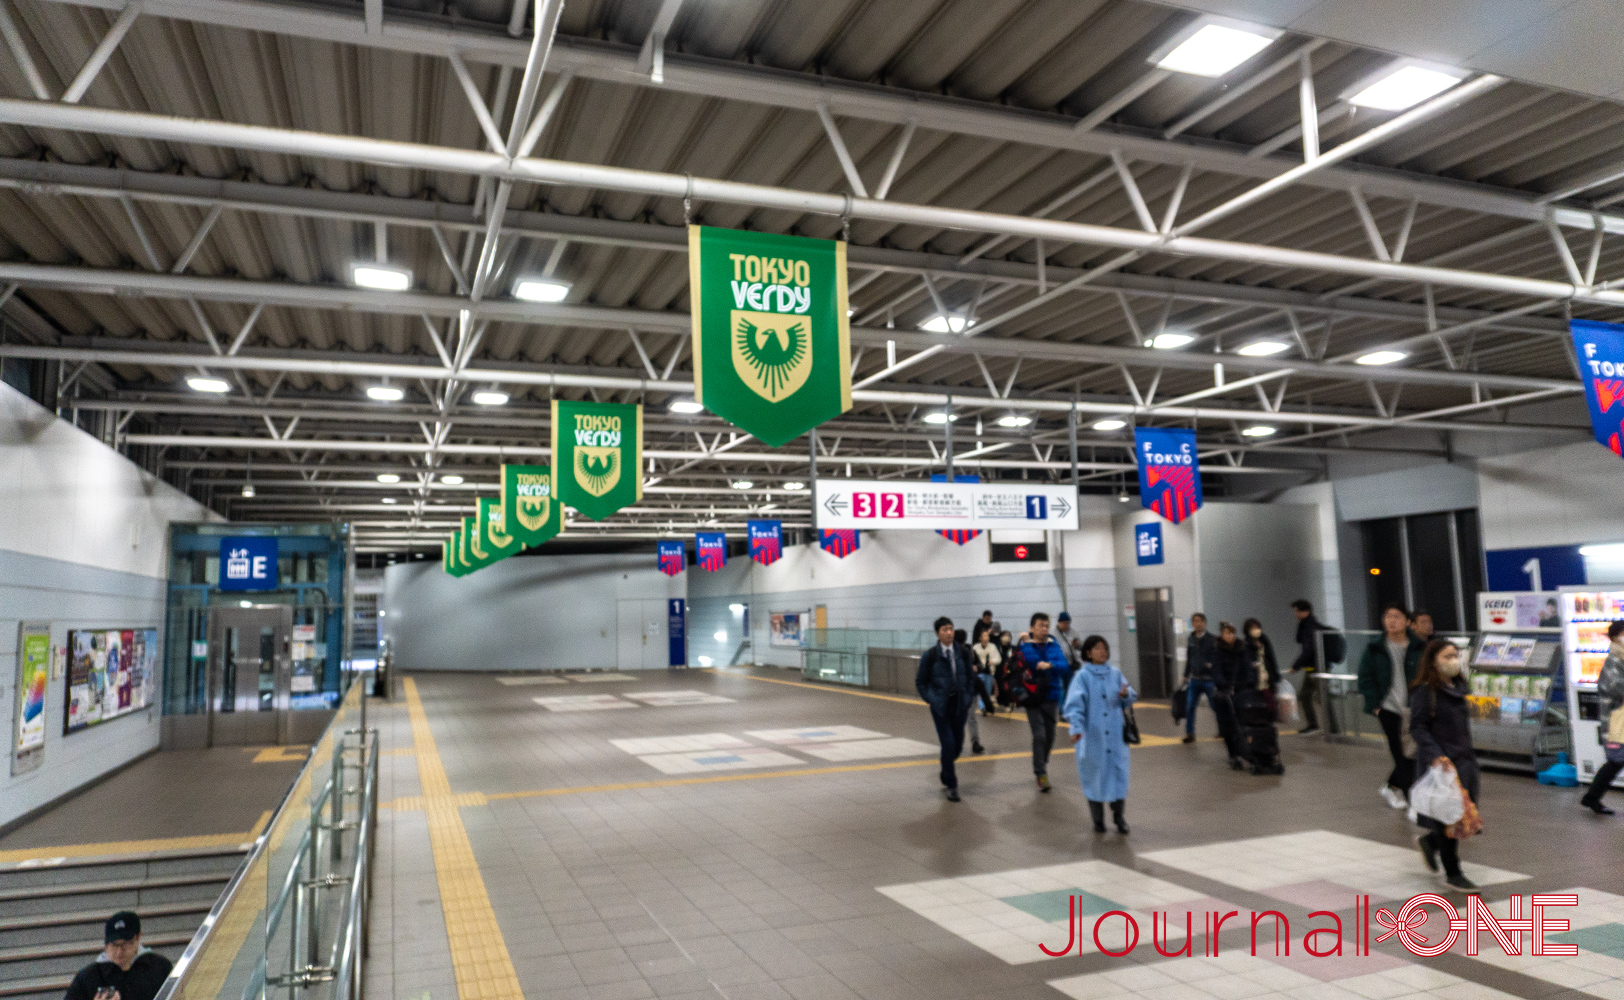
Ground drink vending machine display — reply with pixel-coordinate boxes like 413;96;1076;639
1559;588;1624;787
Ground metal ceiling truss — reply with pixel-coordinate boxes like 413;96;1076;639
0;0;1603;546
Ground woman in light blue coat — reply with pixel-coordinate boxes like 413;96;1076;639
1063;635;1138;834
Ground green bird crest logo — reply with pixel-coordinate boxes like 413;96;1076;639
731;309;813;402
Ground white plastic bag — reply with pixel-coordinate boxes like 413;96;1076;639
1275;682;1301;727
1407;761;1465;826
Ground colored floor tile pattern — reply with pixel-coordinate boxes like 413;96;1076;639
635;746;807;775
877;860;1236;965
623;689;738;706
745;725;892;744
1470;888;1624;997
1142;829;1527;904
530;693;636;711
1047;952;1521;1000
799;736;943;761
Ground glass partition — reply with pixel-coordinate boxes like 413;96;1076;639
159;679;376;1000
800;628;934;686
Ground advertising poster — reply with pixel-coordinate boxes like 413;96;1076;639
1478;591;1562;630
551;399;643;521
13;623;49;775
688;225;852;447
1134;427;1203;524
64;627;156;735
769;611;808;647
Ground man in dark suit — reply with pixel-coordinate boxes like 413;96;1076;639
917;615;977;801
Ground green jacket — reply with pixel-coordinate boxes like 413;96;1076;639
1356;635;1424;715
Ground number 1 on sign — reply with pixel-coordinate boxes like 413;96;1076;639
1522;557;1543;593
1026;496;1047;520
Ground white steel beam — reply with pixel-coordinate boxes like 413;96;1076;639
30;0;1621;235
8;100;1619;309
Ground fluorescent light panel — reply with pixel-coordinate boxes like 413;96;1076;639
186;376;230;393
513;279;570;302
366;385;405;401
997;415;1032;427
1237;340;1289;357
920;314;973;334
350;263;411;291
1093;419;1127;431
731;480;754;489
1348;64;1464;111
439;475;464;485
1356;350;1408;366
376;473;401;483
668;398;704;414
471;390;509;406
1154;22;1276;77
1240;425;1277;437
922;412;957;424
1151;332;1196;350
780;481;806;491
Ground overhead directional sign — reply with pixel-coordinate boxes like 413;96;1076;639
815;480;1077;531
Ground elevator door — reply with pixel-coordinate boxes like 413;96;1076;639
1133;587;1175;699
207;605;294;745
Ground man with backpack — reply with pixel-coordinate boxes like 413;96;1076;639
1017;613;1073;793
1289;599;1343;735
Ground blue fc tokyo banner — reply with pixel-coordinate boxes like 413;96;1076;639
819;529;858;558
748;520;782;566
1134;427;1202;524
696;532;727;571
1572;319;1624;456
657;540;685;577
937;529;981;545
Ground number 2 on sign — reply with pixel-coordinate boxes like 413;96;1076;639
881;493;903;517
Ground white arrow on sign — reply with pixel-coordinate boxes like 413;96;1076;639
824;494;847;517
1052;496;1072;519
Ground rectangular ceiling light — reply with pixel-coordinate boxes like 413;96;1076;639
514;279;571;302
920;314;973;334
1347;64;1464;111
350;263;412;291
1153;21;1277;77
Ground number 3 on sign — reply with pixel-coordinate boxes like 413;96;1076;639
853;493;875;518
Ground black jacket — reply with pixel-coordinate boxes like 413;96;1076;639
1409;678;1476;777
1357;635;1424;715
65;952;173;1000
1291;614;1327;671
1211;638;1247;692
1184;631;1217;682
1238;633;1281;692
916;641;977;710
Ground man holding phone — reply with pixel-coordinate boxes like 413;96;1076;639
64;911;172;1000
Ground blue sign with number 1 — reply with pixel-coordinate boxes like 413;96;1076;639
668;599;687;667
1025;495;1047;520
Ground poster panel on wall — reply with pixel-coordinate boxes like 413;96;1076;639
1571;318;1624;456
1134;427;1202;524
64;627;156;735
657;541;686;576
1478;592;1562;631
688;225;851;447
814;480;1078;531
551;399;643;520
748;520;782;566
13;622;49;775
696;532;727;571
501;464;564;549
769;611;809;647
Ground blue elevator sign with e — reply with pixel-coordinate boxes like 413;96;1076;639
1135;522;1164;566
219;536;278;591
668;598;687;667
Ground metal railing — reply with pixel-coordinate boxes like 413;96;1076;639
157;680;377;1000
800;628;934;686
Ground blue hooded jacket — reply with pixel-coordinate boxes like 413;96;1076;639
1018;636;1073;703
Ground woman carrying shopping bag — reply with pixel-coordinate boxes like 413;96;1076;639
1408;639;1482;889
1063;635;1137;834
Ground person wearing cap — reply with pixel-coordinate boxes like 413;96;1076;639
64;911;172;1000
1054;611;1081;668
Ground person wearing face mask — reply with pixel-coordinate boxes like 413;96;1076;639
1063;635;1137;834
1408;639;1479;889
1237;618;1283;775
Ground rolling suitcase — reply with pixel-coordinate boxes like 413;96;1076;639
1245;723;1284;775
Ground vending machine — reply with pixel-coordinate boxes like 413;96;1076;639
1558;587;1624;787
1472;592;1566;771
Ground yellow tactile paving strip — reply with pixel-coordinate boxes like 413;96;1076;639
403;676;525;1000
0;809;273;864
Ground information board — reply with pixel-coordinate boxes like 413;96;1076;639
815;480;1078;531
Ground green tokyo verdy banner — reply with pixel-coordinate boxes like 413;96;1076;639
479;497;521;566
551;400;643;521
502;464;564;548
688;225;851;447
463;515;498;571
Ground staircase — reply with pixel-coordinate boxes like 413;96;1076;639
0;846;248;1000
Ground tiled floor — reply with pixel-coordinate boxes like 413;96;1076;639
362;667;1624;1000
